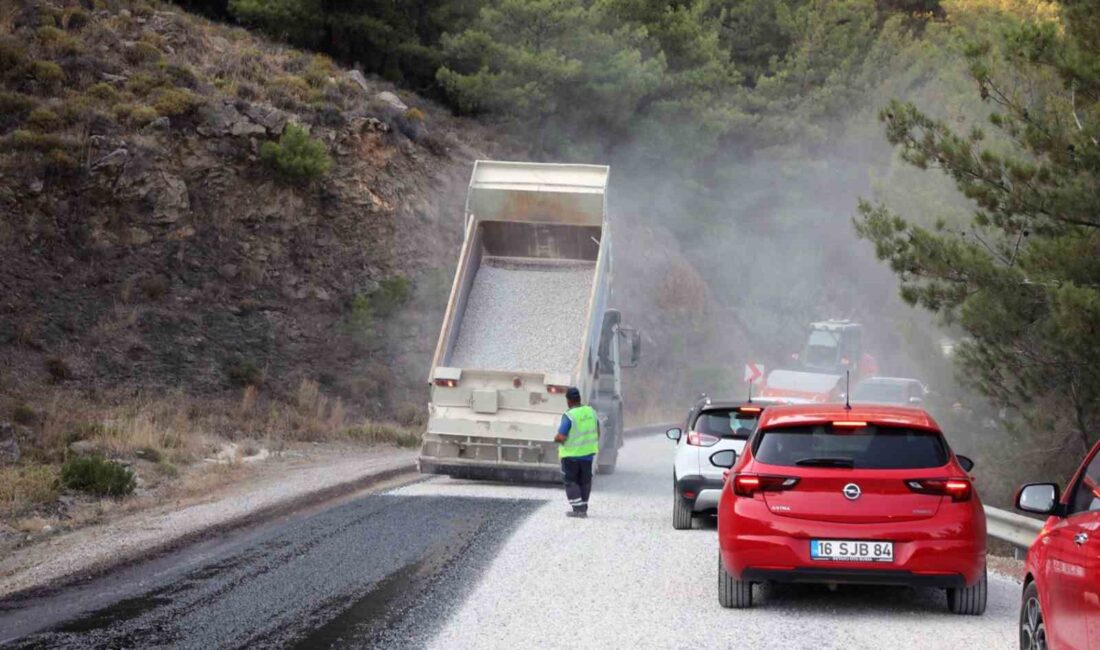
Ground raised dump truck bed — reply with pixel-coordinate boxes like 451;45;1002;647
418;161;638;482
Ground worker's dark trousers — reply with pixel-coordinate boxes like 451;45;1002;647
561;457;593;512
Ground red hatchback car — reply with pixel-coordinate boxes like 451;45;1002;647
1015;439;1100;649
712;404;987;613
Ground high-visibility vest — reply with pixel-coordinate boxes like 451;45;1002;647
560;405;599;459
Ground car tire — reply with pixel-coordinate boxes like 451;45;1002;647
1019;581;1046;650
672;483;692;530
718;553;752;608
947;566;987;615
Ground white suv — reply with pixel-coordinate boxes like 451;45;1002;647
666;398;791;529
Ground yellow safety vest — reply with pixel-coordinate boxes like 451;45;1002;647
560;405;599;459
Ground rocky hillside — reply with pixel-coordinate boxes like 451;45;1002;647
0;0;502;445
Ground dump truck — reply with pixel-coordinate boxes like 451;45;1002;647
418;161;641;482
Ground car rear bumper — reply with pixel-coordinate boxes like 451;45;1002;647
675;474;725;510
719;495;986;586
741;567;965;589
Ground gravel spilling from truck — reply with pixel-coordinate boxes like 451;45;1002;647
450;257;595;374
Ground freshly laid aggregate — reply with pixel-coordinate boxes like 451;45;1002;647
449;257;595;374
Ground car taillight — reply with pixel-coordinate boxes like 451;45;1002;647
434;378;457;388
906;478;972;502
732;473;799;497
686;432;720;447
547;385;568;394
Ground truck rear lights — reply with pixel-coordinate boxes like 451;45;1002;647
434;378;458;388
686;431;720;447
733;473;799;497
547;385;569;394
906;478;972;502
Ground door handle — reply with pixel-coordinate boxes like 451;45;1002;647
1075;532;1089;546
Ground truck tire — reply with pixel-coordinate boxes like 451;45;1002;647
947;566;987;615
672;485;692;530
718;553;752;608
596;457;616;475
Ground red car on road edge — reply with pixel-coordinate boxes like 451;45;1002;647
712;403;987;613
1015;439;1100;649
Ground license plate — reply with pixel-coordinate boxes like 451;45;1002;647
810;539;894;562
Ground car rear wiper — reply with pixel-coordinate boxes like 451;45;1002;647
795;457;855;468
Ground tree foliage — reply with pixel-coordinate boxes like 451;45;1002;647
856;0;1100;450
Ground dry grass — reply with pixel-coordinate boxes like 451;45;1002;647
0;464;59;518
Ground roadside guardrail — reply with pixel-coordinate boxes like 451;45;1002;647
984;505;1043;557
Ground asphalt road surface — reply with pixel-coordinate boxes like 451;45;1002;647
1;432;1020;649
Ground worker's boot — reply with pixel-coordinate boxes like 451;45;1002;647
566;509;587;518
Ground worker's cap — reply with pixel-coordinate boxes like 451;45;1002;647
565;387;581;400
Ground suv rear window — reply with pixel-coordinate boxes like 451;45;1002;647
752;425;948;469
692;409;759;439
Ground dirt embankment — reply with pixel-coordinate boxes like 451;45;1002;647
0;0;500;538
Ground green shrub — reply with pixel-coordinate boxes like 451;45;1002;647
153;87;201;117
159;62;198;88
127;71;164;96
10;129;64;151
259;123;331;183
270;75;311;101
227;358;263;387
0;37;28;74
125;40;162;65
60;455;135;497
56;93;95;124
26;107;60;132
86;82;120;102
303;55;335;88
129;104;158;125
36;26;65;43
12;404;37;425
31;60;65;85
64;8;89;30
0;91;34;129
45;356;73;381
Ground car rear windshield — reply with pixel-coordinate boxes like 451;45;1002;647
692;409;759;439
752;425;948;469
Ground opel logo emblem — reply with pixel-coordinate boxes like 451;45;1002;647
843;483;861;500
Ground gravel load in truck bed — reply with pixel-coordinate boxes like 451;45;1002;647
450;257;596;374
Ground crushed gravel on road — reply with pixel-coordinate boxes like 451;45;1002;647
449;257;594;374
415;434;1019;650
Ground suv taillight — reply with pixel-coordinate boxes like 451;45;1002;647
686;432;720;447
906;478;972;502
732;473;799;497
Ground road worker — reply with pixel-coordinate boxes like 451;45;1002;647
554;387;599;518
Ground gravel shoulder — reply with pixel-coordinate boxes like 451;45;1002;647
0;446;416;600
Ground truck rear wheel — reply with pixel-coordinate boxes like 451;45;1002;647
596;460;616;475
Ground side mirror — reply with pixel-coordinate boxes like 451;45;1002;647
709;449;737;469
956;455;974;472
1016;483;1060;515
666;427;682;442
